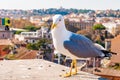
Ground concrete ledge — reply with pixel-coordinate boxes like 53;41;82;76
0;59;107;80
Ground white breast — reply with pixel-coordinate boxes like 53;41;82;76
52;30;79;59
52;30;70;52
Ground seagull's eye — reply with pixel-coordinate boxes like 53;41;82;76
59;19;61;21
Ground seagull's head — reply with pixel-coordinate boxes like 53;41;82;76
51;14;65;30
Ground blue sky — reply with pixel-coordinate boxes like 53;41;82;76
0;0;120;10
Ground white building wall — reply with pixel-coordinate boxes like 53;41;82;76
15;34;24;41
21;32;38;37
103;22;119;35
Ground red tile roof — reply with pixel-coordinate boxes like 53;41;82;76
111;35;120;63
0;39;13;45
19;50;37;59
93;68;120;77
15;47;38;59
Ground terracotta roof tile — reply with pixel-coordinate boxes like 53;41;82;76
0;39;13;45
94;68;120;77
111;34;120;63
19;50;37;59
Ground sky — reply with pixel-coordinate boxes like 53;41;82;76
0;0;120;10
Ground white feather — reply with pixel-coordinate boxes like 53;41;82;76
51;15;79;58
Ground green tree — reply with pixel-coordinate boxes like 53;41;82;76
26;43;38;50
26;38;52;50
93;33;104;47
24;26;39;31
93;24;106;30
109;63;120;70
14;31;23;34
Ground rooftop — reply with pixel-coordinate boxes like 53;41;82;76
0;59;106;80
93;68;120;77
0;39;13;45
111;34;120;63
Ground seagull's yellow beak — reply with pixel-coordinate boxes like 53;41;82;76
51;23;57;30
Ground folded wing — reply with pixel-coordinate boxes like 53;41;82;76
63;33;104;58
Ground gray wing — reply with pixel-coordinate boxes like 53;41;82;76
63;33;104;58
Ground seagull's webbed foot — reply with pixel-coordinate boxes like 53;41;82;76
63;69;77;77
62;59;77;78
63;72;71;77
71;69;77;75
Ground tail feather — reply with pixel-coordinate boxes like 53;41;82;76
94;43;117;58
101;50;117;57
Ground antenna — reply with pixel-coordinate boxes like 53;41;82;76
59;0;63;9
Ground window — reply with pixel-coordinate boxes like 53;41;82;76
2;34;4;38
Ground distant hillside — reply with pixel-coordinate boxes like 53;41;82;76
33;8;94;15
10;19;39;29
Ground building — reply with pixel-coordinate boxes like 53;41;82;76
15;27;51;43
105;39;111;50
30;16;45;26
103;22;120;36
94;68;120;80
66;19;94;32
0;26;13;39
0;31;13;39
0;39;13;60
105;34;120;63
111;35;120;63
14;47;38;59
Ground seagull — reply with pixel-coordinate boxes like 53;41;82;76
51;14;116;77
